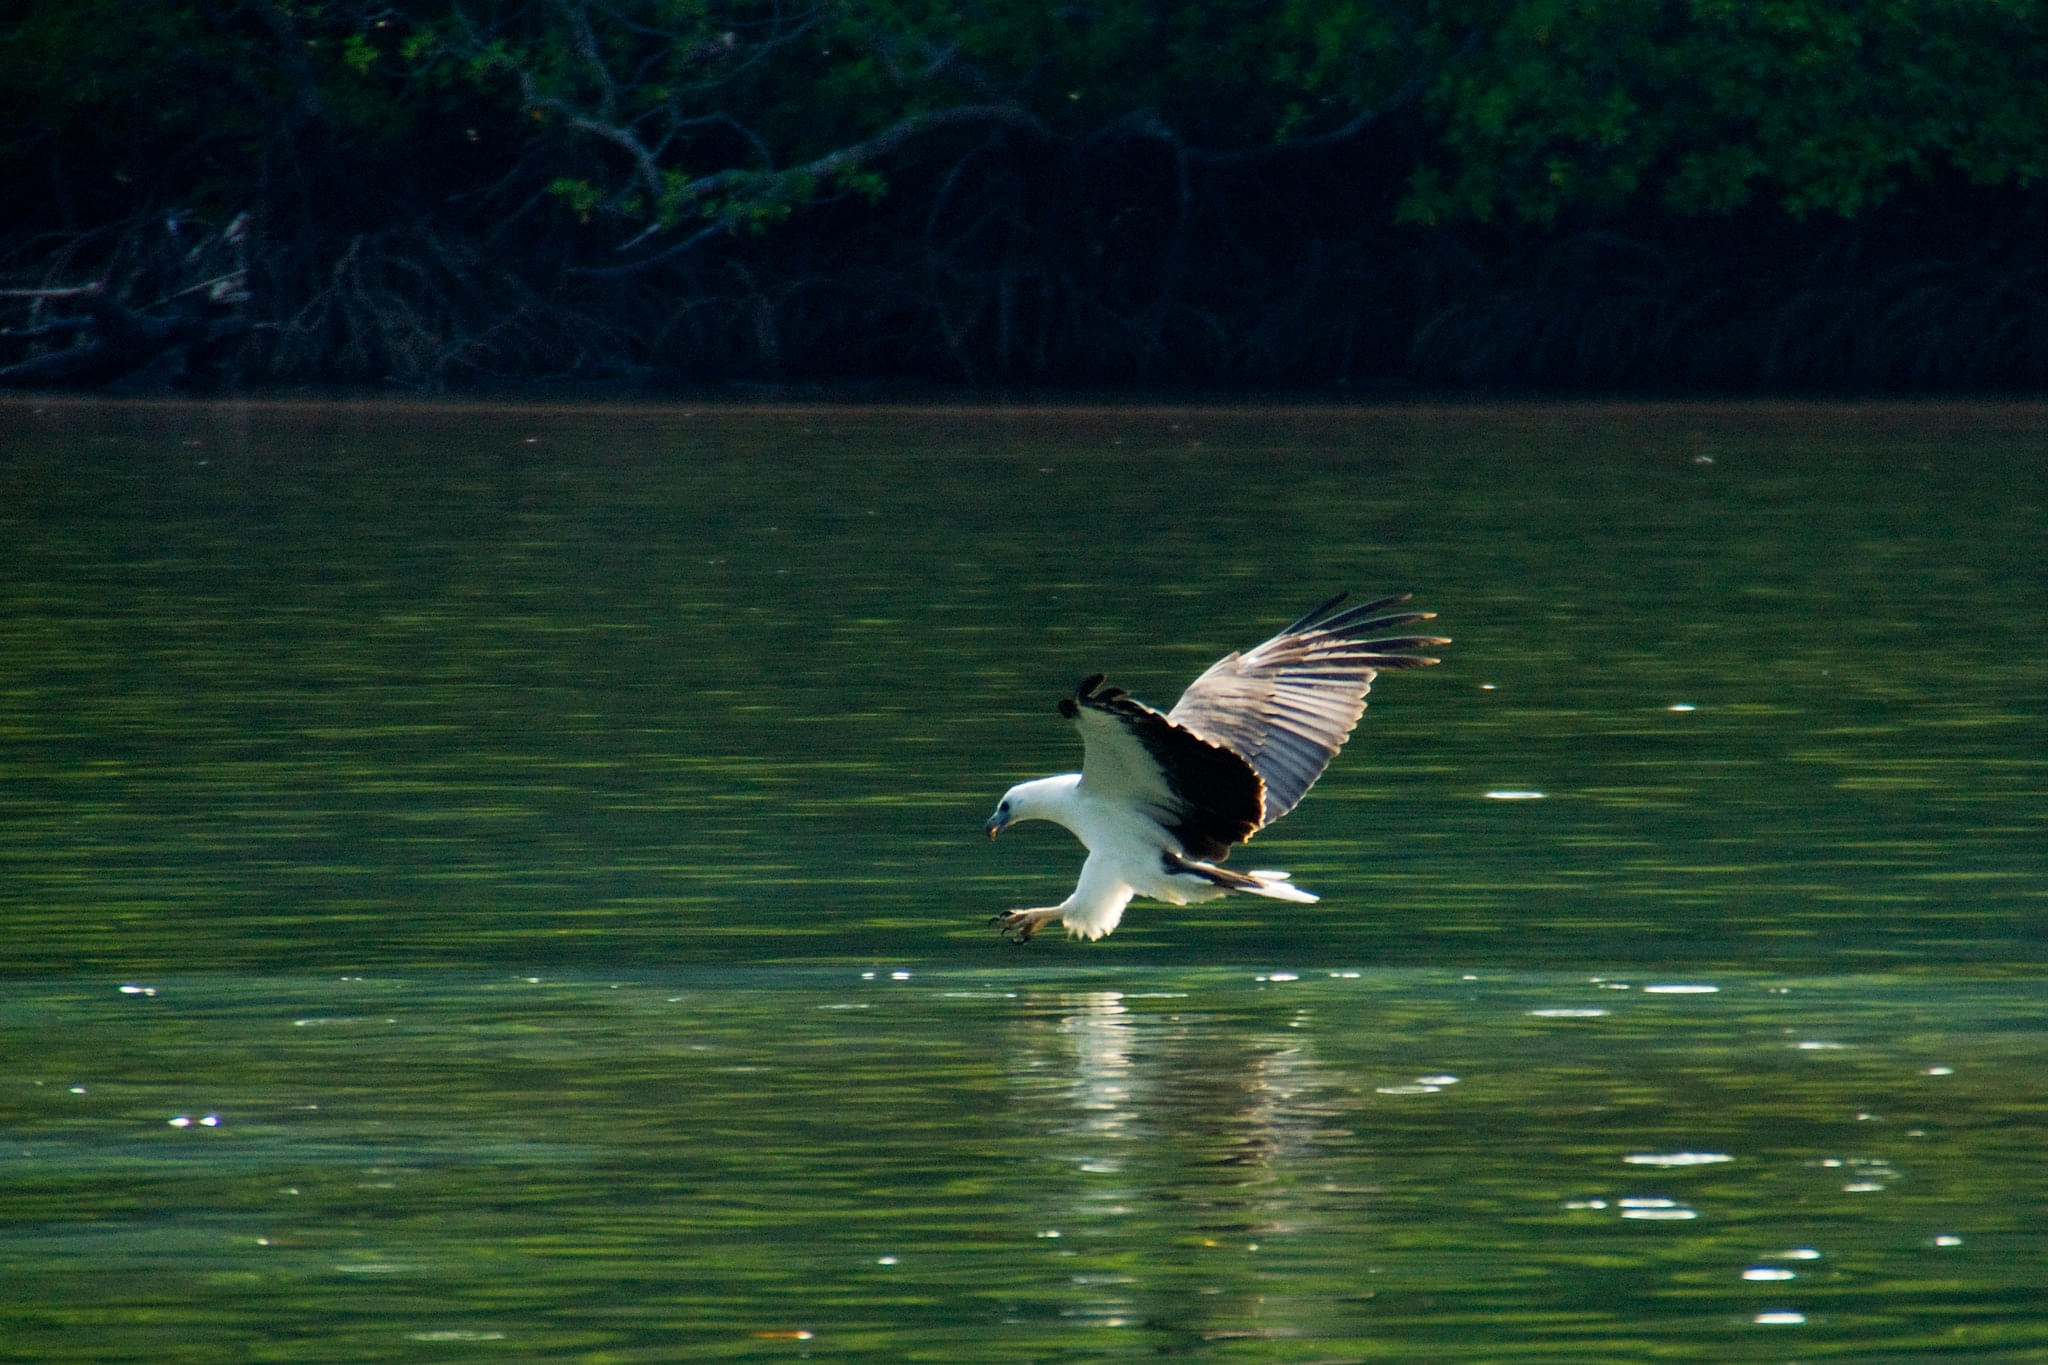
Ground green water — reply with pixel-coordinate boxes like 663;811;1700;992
2;398;2044;1359
5;971;2046;1362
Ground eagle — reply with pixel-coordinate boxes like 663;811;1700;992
984;592;1447;943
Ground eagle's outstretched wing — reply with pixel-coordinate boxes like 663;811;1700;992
1166;592;1447;830
1059;593;1446;860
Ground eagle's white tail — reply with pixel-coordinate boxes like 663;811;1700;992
1243;869;1318;904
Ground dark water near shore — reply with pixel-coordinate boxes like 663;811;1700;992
2;398;2044;1359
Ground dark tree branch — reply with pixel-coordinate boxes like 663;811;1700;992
578;103;1059;276
570;222;727;279
0;314;95;342
675;102;1057;214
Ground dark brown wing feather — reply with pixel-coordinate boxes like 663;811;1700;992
1166;592;1447;831
1064;679;1262;861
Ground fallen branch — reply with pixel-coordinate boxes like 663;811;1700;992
0;215;258;389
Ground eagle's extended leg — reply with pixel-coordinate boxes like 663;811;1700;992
990;908;1062;943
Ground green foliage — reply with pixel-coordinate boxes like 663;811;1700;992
1;0;2042;239
340;31;378;76
548;176;604;220
1413;0;2048;223
837;168;889;205
0;1;430;218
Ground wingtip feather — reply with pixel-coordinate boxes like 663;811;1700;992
1281;591;1351;635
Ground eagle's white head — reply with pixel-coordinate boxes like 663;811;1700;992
984;774;1081;839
